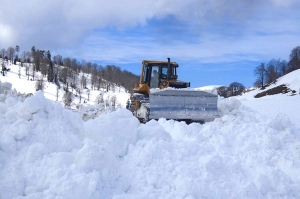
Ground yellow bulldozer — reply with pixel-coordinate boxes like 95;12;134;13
127;58;219;123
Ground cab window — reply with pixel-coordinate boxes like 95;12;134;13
161;66;168;78
143;65;150;83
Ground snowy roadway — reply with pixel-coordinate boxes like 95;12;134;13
1;90;300;199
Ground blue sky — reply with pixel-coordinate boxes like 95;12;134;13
1;0;300;88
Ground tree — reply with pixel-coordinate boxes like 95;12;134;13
71;58;79;72
0;48;6;59
254;63;266;88
56;86;59;101
63;57;71;69
14;55;19;65
24;63;30;80
110;95;117;108
86;61;92;74
1;61;7;76
265;60;280;84
95;92;104;104
47;60;54;82
53;54;63;65
59;67;68;84
80;74;86;89
35;50;43;71
35;77;45;91
7;46;15;63
86;89;90;101
46;50;54;82
31;63;36;81
278;60;288;76
229;82;245;96
217;86;230;98
288;46;300;72
40;58;48;77
21;51;31;63
15;45;20;55
18;64;21;78
31;46;36;59
62;91;73;106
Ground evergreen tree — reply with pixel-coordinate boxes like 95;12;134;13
47;61;54;82
46;50;54;82
15;45;20;54
14;55;19;65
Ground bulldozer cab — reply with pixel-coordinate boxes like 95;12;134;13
134;58;189;95
142;59;178;89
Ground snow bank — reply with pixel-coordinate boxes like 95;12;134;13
0;91;138;198
1;89;300;198
122;102;300;198
84;109;139;157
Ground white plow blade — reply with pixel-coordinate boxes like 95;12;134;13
149;90;220;122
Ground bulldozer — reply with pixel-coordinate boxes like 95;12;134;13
127;58;219;123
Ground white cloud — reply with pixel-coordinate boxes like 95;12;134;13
0;23;15;46
68;28;299;67
0;0;299;65
272;0;299;7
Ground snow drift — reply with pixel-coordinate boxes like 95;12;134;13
1;88;300;199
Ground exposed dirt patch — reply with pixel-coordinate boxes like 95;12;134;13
254;84;292;98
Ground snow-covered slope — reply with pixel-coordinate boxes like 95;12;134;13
0;60;130;109
243;69;300;98
0;62;300;198
237;69;300;129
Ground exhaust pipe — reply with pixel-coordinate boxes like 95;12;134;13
167;57;170;78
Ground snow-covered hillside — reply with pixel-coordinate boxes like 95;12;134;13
0;60;130;110
0;64;300;198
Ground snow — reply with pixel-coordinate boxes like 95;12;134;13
0;60;130;109
0;62;300;198
195;85;223;95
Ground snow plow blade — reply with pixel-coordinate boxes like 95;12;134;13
149;90;219;122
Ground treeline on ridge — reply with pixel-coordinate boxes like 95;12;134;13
253;46;300;88
0;45;139;93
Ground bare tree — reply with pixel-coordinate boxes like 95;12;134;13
40;58;48;77
95;92;104;104
254;63;266;88
34;50;43;71
104;97;110;107
63;57;71;69
86;62;92;74
217;86;230;98
56;86;59;101
59;67;68;85
86;89;90;101
53;54;63;65
288;46;300;72
21;51;31;63
7;46;15;63
229;82;245;96
80;74;86;89
71;58;79;72
1;61;7;76
24;63;30;80
265;60;280;84
110;95;117;108
18;63;21;78
31;63;36;81
76;87;82;103
35;77;45;91
0;48;6;59
62;91;73;106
